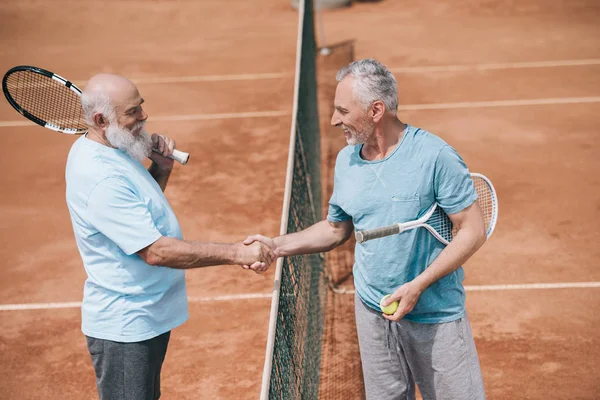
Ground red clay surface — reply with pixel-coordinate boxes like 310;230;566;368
1;0;599;399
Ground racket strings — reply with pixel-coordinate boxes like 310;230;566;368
427;207;454;242
426;175;497;243
473;176;496;236
5;71;86;131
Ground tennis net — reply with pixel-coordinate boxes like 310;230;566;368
259;0;327;398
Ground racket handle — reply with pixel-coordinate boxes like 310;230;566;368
169;148;190;165
151;148;190;165
355;224;402;244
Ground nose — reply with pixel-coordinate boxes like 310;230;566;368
331;110;341;127
139;108;148;122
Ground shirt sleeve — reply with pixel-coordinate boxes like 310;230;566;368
86;177;163;255
433;145;478;215
327;171;352;223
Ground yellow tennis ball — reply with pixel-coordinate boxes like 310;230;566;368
379;294;399;315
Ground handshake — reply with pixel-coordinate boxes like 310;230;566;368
236;234;278;274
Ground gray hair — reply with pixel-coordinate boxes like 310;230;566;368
81;90;116;126
336;58;398;113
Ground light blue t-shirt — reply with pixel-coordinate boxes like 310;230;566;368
328;125;477;323
65;136;188;342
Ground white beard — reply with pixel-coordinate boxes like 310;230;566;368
105;121;152;161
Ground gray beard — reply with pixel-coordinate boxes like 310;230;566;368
105;122;152;161
346;135;365;146
345;127;372;146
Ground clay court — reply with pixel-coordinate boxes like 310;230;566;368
1;0;599;399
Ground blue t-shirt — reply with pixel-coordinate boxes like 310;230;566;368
328;125;477;323
66;136;188;342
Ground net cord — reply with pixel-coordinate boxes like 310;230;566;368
259;0;307;398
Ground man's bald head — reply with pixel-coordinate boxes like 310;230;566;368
84;74;137;104
81;73;141;126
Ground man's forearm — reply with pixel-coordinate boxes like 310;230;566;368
148;162;172;192
142;237;243;269
413;229;485;291
273;220;351;257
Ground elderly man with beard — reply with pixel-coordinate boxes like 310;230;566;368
65;73;273;400
244;59;487;400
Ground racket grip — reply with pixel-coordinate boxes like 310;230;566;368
151;148;190;165
169;149;190;165
355;224;402;244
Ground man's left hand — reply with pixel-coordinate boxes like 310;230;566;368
382;281;424;322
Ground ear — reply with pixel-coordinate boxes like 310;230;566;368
93;112;109;129
371;100;385;123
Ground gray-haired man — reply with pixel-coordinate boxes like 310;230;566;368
245;59;487;399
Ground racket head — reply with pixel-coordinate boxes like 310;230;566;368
356;202;444;244
2;65;87;134
427;172;499;244
357;173;498;245
424;205;454;245
471;172;499;238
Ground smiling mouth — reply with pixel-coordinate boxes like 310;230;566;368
132;125;143;137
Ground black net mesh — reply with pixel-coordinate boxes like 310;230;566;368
265;2;367;398
267;0;327;398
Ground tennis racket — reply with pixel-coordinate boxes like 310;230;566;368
355;172;498;244
2;65;190;164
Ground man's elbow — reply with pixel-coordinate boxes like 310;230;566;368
475;226;487;249
324;220;353;251
144;251;166;266
328;236;348;251
333;227;354;249
137;238;169;266
138;248;162;266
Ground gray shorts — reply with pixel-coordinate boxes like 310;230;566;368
355;294;485;400
86;331;171;400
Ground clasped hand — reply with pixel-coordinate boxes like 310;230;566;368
239;234;278;274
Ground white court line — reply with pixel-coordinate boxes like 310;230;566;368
464;282;600;291
389;58;600;73
0;293;272;311
0;110;291;128
1;96;599;128
397;96;600;111
0;301;83;311
66;59;600;86
151;110;290;121
1;282;598;311
187;293;272;302
72;72;293;86
0;121;34;127
131;72;293;84
330;281;600;295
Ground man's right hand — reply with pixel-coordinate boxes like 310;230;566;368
235;241;275;274
240;235;278;273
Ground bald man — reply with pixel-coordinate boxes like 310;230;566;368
66;74;273;400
